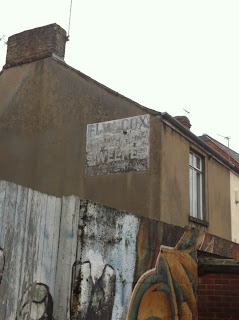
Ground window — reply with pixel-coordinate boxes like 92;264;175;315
189;151;204;220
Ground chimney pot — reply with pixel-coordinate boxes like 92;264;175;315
174;116;191;130
4;23;67;69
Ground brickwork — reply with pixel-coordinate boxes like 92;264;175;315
174;115;191;130
198;273;239;320
5;23;67;68
205;141;239;168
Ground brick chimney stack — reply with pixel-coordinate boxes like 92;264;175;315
174;116;191;130
4;23;67;69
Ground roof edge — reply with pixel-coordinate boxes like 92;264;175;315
199;134;239;164
161;112;239;174
51;55;161;116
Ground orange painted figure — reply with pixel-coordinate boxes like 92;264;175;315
127;230;206;320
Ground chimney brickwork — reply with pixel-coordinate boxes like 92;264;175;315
5;23;67;69
174;115;191;130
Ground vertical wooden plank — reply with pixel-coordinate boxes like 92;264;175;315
49;197;62;296
40;195;61;294
0;180;7;248
32;191;48;284
0;181;18;319
15;189;53;320
18;188;34;302
53;196;80;320
8;185;28;318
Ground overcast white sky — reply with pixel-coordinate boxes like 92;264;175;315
1;1;239;152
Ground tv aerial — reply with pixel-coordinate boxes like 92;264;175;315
217;134;231;163
183;108;190;120
217;134;231;149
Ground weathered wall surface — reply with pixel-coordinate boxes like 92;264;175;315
230;171;239;243
1;183;239;319
0;58;162;221
160;122;231;240
0;56;234;235
0;180;80;320
73;201;239;320
85;114;150;176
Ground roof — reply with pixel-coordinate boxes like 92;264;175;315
51;56;161;117
161;113;239;174
199;134;239;164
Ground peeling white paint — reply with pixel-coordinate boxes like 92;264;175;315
86;114;150;175
74;202;140;320
0;181;80;320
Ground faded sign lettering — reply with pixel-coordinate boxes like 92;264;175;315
85;115;150;175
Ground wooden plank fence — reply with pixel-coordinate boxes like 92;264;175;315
0;180;80;320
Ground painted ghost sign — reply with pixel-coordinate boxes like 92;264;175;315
85;114;150;175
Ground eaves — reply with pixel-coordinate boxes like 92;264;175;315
161;112;239;176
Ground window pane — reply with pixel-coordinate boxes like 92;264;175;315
193;154;196;168
196;172;201;219
189;167;193;216
193;170;197;217
196;156;201;170
189;150;204;220
189;153;193;166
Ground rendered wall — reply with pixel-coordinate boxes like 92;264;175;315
1;180;239;319
230;171;239;243
0;57;233;234
0;58;161;221
160;122;231;240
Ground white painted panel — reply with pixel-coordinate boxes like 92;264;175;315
0;181;74;320
0;182;18;319
53;196;80;320
86;114;150;175
33;191;48;284
73;201;139;320
49;197;62;295
9;185;28;317
0;180;6;247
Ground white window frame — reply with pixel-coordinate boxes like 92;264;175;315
189;150;203;220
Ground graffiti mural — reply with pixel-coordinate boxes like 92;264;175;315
127;230;206;320
72;260;116;320
0;181;239;320
0;248;4;285
17;283;53;320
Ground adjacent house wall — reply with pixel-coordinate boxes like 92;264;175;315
160;121;231;240
230;171;239;243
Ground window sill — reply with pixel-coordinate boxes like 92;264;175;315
189;216;209;227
